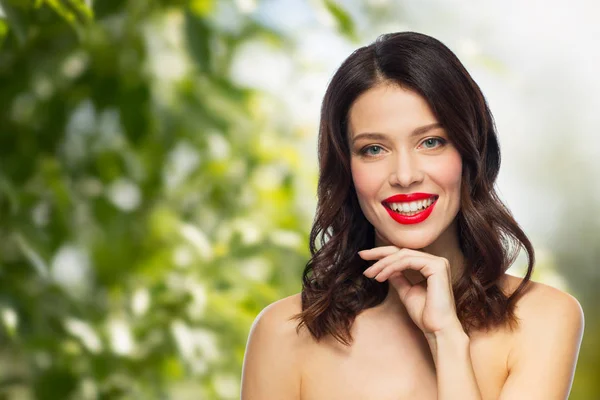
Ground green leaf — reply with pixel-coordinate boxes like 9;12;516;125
184;9;212;74
323;0;357;41
14;233;50;279
189;0;214;17
0;18;9;48
0;0;28;45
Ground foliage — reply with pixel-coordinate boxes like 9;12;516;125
0;0;331;398
0;0;597;399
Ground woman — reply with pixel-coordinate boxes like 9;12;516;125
241;32;584;399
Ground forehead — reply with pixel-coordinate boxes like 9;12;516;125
347;84;438;138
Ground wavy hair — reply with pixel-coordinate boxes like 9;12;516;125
292;32;535;346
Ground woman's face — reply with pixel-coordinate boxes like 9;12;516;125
348;83;463;250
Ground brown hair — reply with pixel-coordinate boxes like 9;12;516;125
292;32;535;346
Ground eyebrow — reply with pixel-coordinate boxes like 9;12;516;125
351;122;443;144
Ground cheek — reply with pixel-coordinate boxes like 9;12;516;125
437;152;463;194
447;154;463;186
351;164;379;215
351;162;368;193
351;161;383;203
425;152;462;191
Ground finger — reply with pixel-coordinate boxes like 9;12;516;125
357;246;400;260
388;272;413;299
363;250;405;278
426;262;454;302
362;249;446;279
373;255;434;282
392;273;428;302
363;259;387;278
359;246;439;262
362;246;427;258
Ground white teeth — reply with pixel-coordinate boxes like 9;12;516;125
387;197;436;214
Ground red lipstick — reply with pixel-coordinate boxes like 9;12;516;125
382;192;438;225
383;193;437;203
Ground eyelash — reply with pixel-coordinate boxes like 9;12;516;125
359;137;447;157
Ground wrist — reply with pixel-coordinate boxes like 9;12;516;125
425;324;469;348
426;318;466;340
425;326;469;367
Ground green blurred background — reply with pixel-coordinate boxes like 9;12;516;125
0;0;598;399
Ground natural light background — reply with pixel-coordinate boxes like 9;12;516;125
0;0;597;399
234;0;600;291
231;1;600;397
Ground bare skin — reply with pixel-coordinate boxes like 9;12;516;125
298;273;518;400
241;272;583;399
241;84;584;400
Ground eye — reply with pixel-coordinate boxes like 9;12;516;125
359;145;384;157
421;137;446;149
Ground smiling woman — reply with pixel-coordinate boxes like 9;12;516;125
348;85;463;249
241;32;584;400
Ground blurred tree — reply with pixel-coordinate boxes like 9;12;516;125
0;0;597;399
0;0;359;398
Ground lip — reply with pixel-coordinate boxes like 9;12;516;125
382;193;439;225
382;192;438;203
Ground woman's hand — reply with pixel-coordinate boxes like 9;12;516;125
359;246;462;336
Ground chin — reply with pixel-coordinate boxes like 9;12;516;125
392;237;436;250
379;230;439;250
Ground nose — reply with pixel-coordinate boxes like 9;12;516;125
389;150;424;188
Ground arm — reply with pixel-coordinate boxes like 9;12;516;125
426;326;483;400
240;295;303;400
498;288;584;399
426;286;584;400
359;249;584;399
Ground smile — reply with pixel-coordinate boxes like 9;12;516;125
382;194;439;225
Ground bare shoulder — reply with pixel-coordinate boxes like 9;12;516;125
250;293;308;344
496;273;585;399
241;293;307;400
499;273;584;322
258;292;304;328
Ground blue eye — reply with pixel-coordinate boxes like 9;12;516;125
360;145;383;156
422;137;446;149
